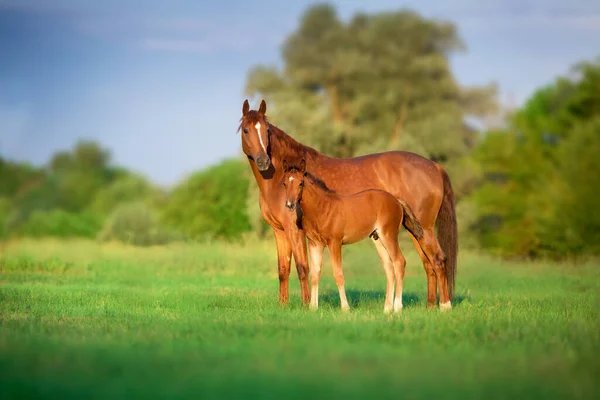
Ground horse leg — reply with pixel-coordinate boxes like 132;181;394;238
328;241;350;312
273;228;292;305
286;226;311;306
371;236;395;313
415;231;452;311
380;235;407;313
415;230;451;311
411;231;438;309
308;241;324;310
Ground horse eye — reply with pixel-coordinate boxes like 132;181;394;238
299;183;304;187
243;128;249;134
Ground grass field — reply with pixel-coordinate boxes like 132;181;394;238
1;238;599;399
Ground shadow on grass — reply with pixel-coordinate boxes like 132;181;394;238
318;289;469;310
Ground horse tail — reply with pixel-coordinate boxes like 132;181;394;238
435;164;458;299
397;199;424;240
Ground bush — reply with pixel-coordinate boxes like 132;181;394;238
162;158;252;241
0;197;12;239
98;202;180;246
89;174;161;215
19;210;102;239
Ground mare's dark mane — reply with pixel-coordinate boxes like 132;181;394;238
268;124;319;160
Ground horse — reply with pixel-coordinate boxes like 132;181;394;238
282;159;433;313
239;99;456;310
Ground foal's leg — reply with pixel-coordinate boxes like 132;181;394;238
273;228;292;305
379;233;406;313
371;236;395;313
308;242;324;310
328;242;350;312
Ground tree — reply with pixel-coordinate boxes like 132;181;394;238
244;4;497;224
471;58;600;258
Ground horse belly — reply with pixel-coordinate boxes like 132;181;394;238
341;211;377;245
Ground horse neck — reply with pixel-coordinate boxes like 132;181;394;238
300;179;339;219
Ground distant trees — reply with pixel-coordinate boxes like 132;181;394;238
0;142;253;244
1;2;597;259
471;59;600;258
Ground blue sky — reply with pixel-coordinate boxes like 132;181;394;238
1;0;599;186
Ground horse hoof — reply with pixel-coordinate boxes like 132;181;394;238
309;304;318;311
439;301;452;312
341;306;350;313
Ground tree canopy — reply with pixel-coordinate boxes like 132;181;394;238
471;59;600;258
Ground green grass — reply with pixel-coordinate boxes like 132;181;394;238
1;238;599;399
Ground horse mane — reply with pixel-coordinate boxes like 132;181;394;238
285;163;335;194
268;124;319;160
305;172;336;194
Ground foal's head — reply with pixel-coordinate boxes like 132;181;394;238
239;99;271;171
282;159;306;211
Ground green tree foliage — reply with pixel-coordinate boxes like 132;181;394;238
89;173;163;216
0;158;43;198
4;140;118;236
472;59;600;258
162;159;252;241
20;210;102;239
246;4;496;163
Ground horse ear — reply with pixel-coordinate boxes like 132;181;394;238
282;160;288;171
242;99;250;116
258;99;267;115
299;159;306;173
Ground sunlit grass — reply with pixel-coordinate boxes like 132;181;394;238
1;238;599;399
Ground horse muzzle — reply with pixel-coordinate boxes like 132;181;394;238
255;154;271;171
285;200;296;211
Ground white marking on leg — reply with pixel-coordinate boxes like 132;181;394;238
310;283;319;310
394;290;403;312
339;285;350;312
440;301;452;311
255;122;266;152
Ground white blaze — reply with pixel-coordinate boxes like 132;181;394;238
289;177;294;182
255;122;266;153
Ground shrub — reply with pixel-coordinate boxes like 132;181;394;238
19;209;102;238
98;202;180;246
162;158;252;241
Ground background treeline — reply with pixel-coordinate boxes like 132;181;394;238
1;4;598;259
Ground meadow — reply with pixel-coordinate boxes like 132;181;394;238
1;238;599;399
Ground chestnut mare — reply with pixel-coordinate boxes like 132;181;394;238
282;159;435;313
239;99;457;310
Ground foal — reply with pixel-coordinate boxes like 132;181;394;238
283;159;430;313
